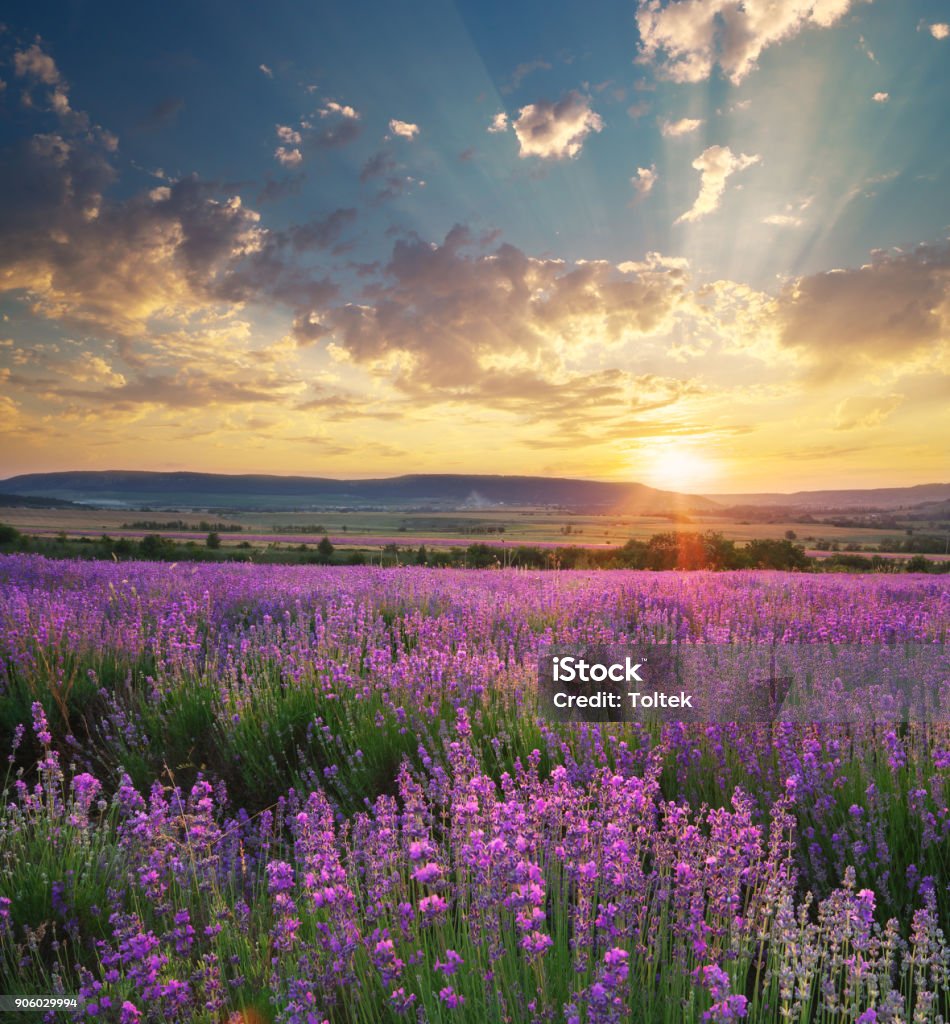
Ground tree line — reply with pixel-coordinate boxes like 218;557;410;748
1;524;948;573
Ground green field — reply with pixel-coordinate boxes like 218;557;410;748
1;504;944;554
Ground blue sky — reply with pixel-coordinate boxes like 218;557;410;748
1;1;948;489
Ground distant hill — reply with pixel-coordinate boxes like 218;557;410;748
0;471;719;512
0;493;83;509
705;483;950;511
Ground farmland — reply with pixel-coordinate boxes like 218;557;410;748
1;504;945;554
2;556;949;1022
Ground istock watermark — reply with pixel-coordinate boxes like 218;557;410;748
538;643;950;724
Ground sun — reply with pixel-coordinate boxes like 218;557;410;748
631;441;720;492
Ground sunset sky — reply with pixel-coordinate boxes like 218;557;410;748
1;0;948;492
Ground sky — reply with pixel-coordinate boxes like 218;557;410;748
0;0;948;493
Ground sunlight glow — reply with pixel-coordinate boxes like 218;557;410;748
632;441;721;492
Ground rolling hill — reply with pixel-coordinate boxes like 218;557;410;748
705;483;950;511
0;471;720;512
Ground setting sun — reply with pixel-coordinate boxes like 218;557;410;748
633;442;721;492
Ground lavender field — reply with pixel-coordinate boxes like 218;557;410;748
1;554;949;1023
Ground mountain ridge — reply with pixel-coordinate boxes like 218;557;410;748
0;470;717;511
705;483;950;510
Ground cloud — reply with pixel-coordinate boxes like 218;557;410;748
776;244;950;372
0;122;345;361
926;22;949;40
275;146;303;166
259;64;274;77
833;394;903;430
763;213;803;226
388;119;419;140
636;0;867;84
487;112;509;133
321;225;689;393
617;252;691;274
308;101;362;148
872;91;889;103
276;125;302;144
360;150;396;182
139;96;184;130
503;59;553;93
57;370;300;410
511;91;603;159
631;165;658;197
676;145;760;223
14;43;62;85
284;208;358;252
357;151;423;202
660;116;703;137
270;104;362;166
12;41;91;132
257;174;305;203
274;124;303;165
858;35;877;62
319;100;359;120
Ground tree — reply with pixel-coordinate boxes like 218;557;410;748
617;538;647;569
465;543;497;568
744;538;810;571
139;534;175;559
316;537;335;562
415;544;428;565
206;531;221;549
784;529;797;541
0;523;20;545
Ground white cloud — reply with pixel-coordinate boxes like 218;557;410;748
676;145;760;223
763;213;803;227
388;119;420;140
660;116;704;137
274;125;303;165
259;64;274;78
763;195;812;228
928;23;949;40
872;91;889;103
511;92;603;160
637;0;867;84
320;100;359;120
276;125;302;144
618;251;690;274
275;147;303;166
488;112;510;133
632;165;658;197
